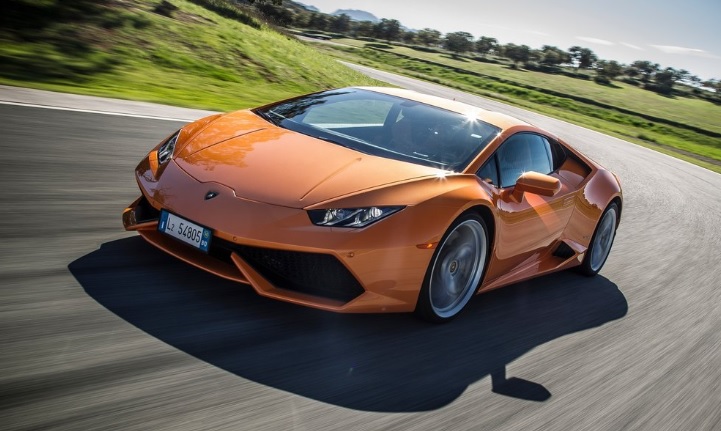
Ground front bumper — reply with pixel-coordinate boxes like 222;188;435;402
123;161;437;313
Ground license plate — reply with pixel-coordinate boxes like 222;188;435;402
158;210;212;253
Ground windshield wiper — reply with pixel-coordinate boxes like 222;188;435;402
255;110;282;126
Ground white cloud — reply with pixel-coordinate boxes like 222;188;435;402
620;42;643;51
527;30;550;37
650;45;716;58
576;36;615;46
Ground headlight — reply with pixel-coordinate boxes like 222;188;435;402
308;206;404;228
157;130;181;164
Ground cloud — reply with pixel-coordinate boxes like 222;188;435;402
620;42;643;51
526;30;550;37
576;36;615;46
650;45;717;58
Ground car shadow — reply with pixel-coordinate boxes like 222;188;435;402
69;237;628;412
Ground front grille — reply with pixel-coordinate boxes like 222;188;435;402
211;239;364;303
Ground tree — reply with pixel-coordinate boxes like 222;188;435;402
416;28;441;46
653;67;679;95
443;31;474;56
373;18;401;42
527;49;543;66
705;79;721;102
630;60;659;84
624;64;640;81
328;13;350;33
306;12;328;31
675;69;691;85
475;36;498;58
502;43;531;68
569;46;597;69
354;20;375;38
595;60;624;84
254;2;293;26
540;45;570;67
401;30;416;44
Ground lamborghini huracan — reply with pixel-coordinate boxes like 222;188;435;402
123;87;622;322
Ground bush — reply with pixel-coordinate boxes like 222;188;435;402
410;45;441;54
154;1;178;17
186;0;260;28
621;77;640;86
594;75;612;85
469;56;502;65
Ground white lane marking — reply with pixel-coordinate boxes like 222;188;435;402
0;100;199;122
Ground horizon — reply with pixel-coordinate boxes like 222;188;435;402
305;0;720;81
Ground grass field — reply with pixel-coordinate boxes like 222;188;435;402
0;0;382;111
312;40;721;172
1;1;718;172
332;38;721;136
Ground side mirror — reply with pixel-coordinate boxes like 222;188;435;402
512;171;561;200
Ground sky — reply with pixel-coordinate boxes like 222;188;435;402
305;0;720;80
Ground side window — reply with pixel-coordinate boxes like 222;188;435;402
547;137;567;171
496;133;552;188
478;155;499;186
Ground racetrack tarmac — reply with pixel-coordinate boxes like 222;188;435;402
1;69;720;430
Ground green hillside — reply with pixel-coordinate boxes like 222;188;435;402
0;0;381;111
313;41;721;171
2;0;719;172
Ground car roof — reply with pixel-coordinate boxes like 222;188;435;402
356;86;530;130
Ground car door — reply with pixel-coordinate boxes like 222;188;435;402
477;132;577;281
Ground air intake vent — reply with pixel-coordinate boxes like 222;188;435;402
211;239;364;303
553;241;575;259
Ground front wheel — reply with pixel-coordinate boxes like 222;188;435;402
578;202;619;276
415;214;489;323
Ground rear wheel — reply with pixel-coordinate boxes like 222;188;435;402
415;214;489;323
578;202;619;276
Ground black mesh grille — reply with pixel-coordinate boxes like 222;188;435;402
211;239;364;303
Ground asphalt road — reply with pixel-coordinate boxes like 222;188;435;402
1;69;720;430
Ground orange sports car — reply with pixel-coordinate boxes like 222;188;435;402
123;87;622;322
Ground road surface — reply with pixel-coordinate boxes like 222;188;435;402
1;69;720;430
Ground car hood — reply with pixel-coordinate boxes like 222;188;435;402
174;112;441;208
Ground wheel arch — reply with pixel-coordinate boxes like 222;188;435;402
414;205;494;322
464;204;496;254
609;195;622;227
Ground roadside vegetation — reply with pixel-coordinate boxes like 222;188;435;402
0;0;381;111
282;7;721;171
318;43;721;172
1;0;719;172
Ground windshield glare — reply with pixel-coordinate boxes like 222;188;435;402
253;88;500;172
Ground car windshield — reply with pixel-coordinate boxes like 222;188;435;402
252;88;500;172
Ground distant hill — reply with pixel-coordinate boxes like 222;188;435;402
294;2;319;12
332;9;380;23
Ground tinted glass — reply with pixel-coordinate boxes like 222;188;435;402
547;137;567;170
302;98;393;126
497;133;552;187
253;88;501;172
478;156;499;186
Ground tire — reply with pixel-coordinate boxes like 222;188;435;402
578;202;619;276
415;213;489;323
